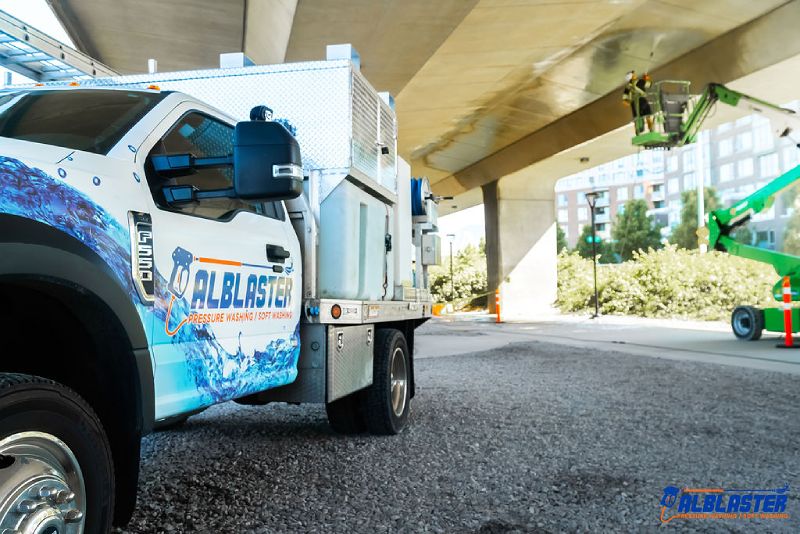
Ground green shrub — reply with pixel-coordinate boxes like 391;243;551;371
429;243;488;304
556;250;596;312
556;246;777;321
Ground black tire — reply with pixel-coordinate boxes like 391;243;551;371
325;392;366;434
0;373;114;533
362;329;411;435
731;305;764;341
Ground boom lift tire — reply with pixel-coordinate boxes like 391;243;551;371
731;305;764;341
0;373;114;534
325;392;366;434
362;328;411;435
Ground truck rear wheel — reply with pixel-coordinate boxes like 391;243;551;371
0;373;114;534
732;305;764;341
362;329;411;435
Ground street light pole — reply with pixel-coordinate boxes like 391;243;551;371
447;233;456;302
585;192;600;319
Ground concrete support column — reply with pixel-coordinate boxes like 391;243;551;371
482;169;558;319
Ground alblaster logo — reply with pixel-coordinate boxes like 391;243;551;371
165;246;294;336
659;483;790;524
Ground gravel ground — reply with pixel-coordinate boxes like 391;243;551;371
117;336;800;533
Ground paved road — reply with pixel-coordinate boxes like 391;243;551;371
118;322;799;533
418;314;800;375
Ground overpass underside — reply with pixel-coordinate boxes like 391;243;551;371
46;0;800;317
463;3;800;318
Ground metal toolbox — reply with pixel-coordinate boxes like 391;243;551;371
327;324;374;402
422;234;442;266
53;58;398;202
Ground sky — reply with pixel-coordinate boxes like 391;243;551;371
0;0;74;84
438;205;485;252
0;0;72;44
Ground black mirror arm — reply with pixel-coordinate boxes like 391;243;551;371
162;185;235;205
151;153;233;177
195;188;235;200
194;155;233;168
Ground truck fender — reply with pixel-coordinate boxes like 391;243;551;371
0;214;155;431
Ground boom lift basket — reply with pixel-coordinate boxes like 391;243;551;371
632;80;693;150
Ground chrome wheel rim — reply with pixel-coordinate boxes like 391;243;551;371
390;347;408;417
0;432;86;534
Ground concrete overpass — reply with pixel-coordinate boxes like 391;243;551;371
46;0;800;316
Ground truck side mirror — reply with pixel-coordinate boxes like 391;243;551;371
233;121;303;201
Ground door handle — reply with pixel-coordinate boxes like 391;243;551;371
266;244;290;264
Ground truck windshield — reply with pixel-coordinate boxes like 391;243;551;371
0;89;167;154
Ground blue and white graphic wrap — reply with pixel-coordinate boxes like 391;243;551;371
0;156;300;417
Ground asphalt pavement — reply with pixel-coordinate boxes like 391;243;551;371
117;319;800;533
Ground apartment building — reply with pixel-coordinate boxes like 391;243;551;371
556;103;800;250
555;151;666;248
663;110;800;249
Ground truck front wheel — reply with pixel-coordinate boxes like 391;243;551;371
731;305;764;341
0;373;114;534
362;329;411;435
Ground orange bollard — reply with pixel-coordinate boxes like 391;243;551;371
783;276;793;348
495;289;501;323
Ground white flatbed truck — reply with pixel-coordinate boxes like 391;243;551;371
0;49;441;533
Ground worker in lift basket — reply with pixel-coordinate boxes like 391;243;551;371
622;70;654;135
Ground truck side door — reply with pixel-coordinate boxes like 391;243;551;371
137;104;301;420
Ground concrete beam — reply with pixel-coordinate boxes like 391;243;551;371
243;0;297;65
433;0;800;198
285;0;478;95
47;0;298;72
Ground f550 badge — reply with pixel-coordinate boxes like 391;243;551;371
128;211;155;304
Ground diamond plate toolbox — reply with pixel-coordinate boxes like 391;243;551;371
50;59;397;192
327;324;374;402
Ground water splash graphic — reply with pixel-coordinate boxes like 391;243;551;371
0;155;300;414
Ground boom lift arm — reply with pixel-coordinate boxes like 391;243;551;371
633;82;800;150
707;164;800;298
651;83;800;296
629;79;800;339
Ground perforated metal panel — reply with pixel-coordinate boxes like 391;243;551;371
379;100;397;192
351;71;379;182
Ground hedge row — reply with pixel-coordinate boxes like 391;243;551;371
556;246;778;321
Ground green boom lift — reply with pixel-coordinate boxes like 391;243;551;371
631;81;800;340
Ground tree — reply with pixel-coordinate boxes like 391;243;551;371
556;225;568;253
670;187;720;249
783;210;800;255
611;199;662;261
780;187;800;254
575;225;615;263
428;242;488;303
